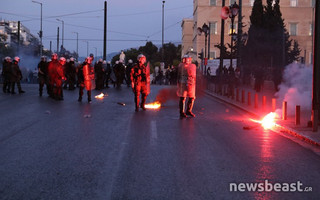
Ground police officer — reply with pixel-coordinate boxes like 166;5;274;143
130;54;150;111
94;59;104;90
38;56;48;96
177;55;196;118
78;57;95;103
54;57;66;100
10;57;25;94
125;59;133;87
47;53;59;98
2;57;12;93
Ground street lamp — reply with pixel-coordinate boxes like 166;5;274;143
32;0;43;56
72;32;79;60
197;23;209;58
229;2;239;69
162;1;165;62
56;19;64;49
197;23;209;74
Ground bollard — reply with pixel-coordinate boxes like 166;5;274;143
282;101;287;120
295;105;300;125
236;88;239;102
272;98;276;112
263;96;266;110
241;90;245;103
254;93;258;108
248;92;251;106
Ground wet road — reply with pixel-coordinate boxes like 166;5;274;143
0;84;319;200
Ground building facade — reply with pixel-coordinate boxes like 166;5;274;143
182;0;314;64
0;20;38;47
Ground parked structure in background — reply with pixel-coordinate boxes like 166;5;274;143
0;20;39;47
182;0;314;64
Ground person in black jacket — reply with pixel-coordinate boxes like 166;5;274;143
2;57;12;93
10;57;25;94
38;56;48;96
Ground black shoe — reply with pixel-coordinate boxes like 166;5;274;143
135;107;139;112
88;100;92;103
11;91;16;94
180;113;187;118
186;111;195;117
19;90;25;94
78;97;82;102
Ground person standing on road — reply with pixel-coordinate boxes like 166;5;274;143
38;56;48;97
53;57;66;100
2;57;12;93
47;53;59;98
177;55;196;118
78;57;95;103
130;54;150;112
10;56;25;94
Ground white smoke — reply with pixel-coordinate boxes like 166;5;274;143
275;62;312;115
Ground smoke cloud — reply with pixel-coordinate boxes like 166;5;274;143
275;62;312;114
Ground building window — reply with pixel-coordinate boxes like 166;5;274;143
250;0;254;6
289;23;297;36
209;22;217;35
210;0;216;6
312;0;315;7
209;51;216;59
230;0;236;5
290;0;297;7
229;23;238;35
309;52;313;64
309;23;313;36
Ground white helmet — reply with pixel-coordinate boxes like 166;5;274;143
115;61;119;64
137;54;145;60
70;57;75;62
14;56;20;62
128;59;133;64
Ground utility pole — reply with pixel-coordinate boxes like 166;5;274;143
237;0;243;80
312;0;320;131
32;1;43;56
103;1;107;60
73;32;79;60
162;1;165;62
57;27;59;53
17;21;20;53
219;0;225;69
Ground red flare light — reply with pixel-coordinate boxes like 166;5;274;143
251;112;278;130
95;92;105;99
145;101;161;109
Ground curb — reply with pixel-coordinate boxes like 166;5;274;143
205;90;320;148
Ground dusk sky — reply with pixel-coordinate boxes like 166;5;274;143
1;0;193;59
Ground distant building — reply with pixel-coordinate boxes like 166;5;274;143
0;19;39;47
182;0;314;64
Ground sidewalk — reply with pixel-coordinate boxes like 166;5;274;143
205;82;320;148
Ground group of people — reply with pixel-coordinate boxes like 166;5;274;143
1;56;25;94
1;53;198;118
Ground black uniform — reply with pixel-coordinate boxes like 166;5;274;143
94;61;104;90
2;59;11;93
38;59;48;96
10;61;25;94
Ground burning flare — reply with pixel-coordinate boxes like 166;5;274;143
145;101;161;109
251;112;278;130
95;92;105;99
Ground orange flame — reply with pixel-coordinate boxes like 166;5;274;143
145;101;161;109
95;92;105;99
250;112;278;130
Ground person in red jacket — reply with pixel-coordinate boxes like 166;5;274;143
177;55;196;118
130;54;150;111
54;57;66;100
47;53;59;98
78;57;95;103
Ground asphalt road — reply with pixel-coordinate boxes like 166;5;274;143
0;84;319;200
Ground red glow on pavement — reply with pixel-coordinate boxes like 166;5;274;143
145;101;161;109
251;112;278;130
95;93;105;99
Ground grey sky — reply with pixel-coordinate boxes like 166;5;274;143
1;0;193;59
